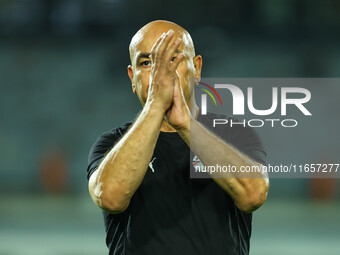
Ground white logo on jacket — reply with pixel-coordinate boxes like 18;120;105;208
149;157;156;172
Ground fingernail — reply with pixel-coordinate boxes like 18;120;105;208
175;37;182;44
167;30;174;36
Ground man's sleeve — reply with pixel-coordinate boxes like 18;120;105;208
87;131;120;180
230;125;267;166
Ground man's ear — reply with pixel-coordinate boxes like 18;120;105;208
127;65;136;94
193;55;202;84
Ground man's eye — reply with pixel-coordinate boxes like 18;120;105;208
141;61;151;67
171;57;176;62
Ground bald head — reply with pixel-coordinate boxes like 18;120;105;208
129;20;196;66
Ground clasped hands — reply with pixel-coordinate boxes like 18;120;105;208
146;29;191;131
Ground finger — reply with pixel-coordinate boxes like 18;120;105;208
154;29;175;64
151;32;166;63
169;52;184;72
163;36;182;64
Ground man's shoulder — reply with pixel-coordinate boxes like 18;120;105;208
197;112;246;135
198;112;262;131
89;121;133;161
198;112;232;122
97;121;133;141
109;121;133;137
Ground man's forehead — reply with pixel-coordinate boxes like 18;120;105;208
135;29;184;51
129;21;195;64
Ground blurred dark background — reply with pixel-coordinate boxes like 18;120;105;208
1;0;339;254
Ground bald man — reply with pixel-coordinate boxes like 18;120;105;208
87;20;269;255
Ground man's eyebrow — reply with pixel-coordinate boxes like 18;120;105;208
136;52;151;63
135;49;181;63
